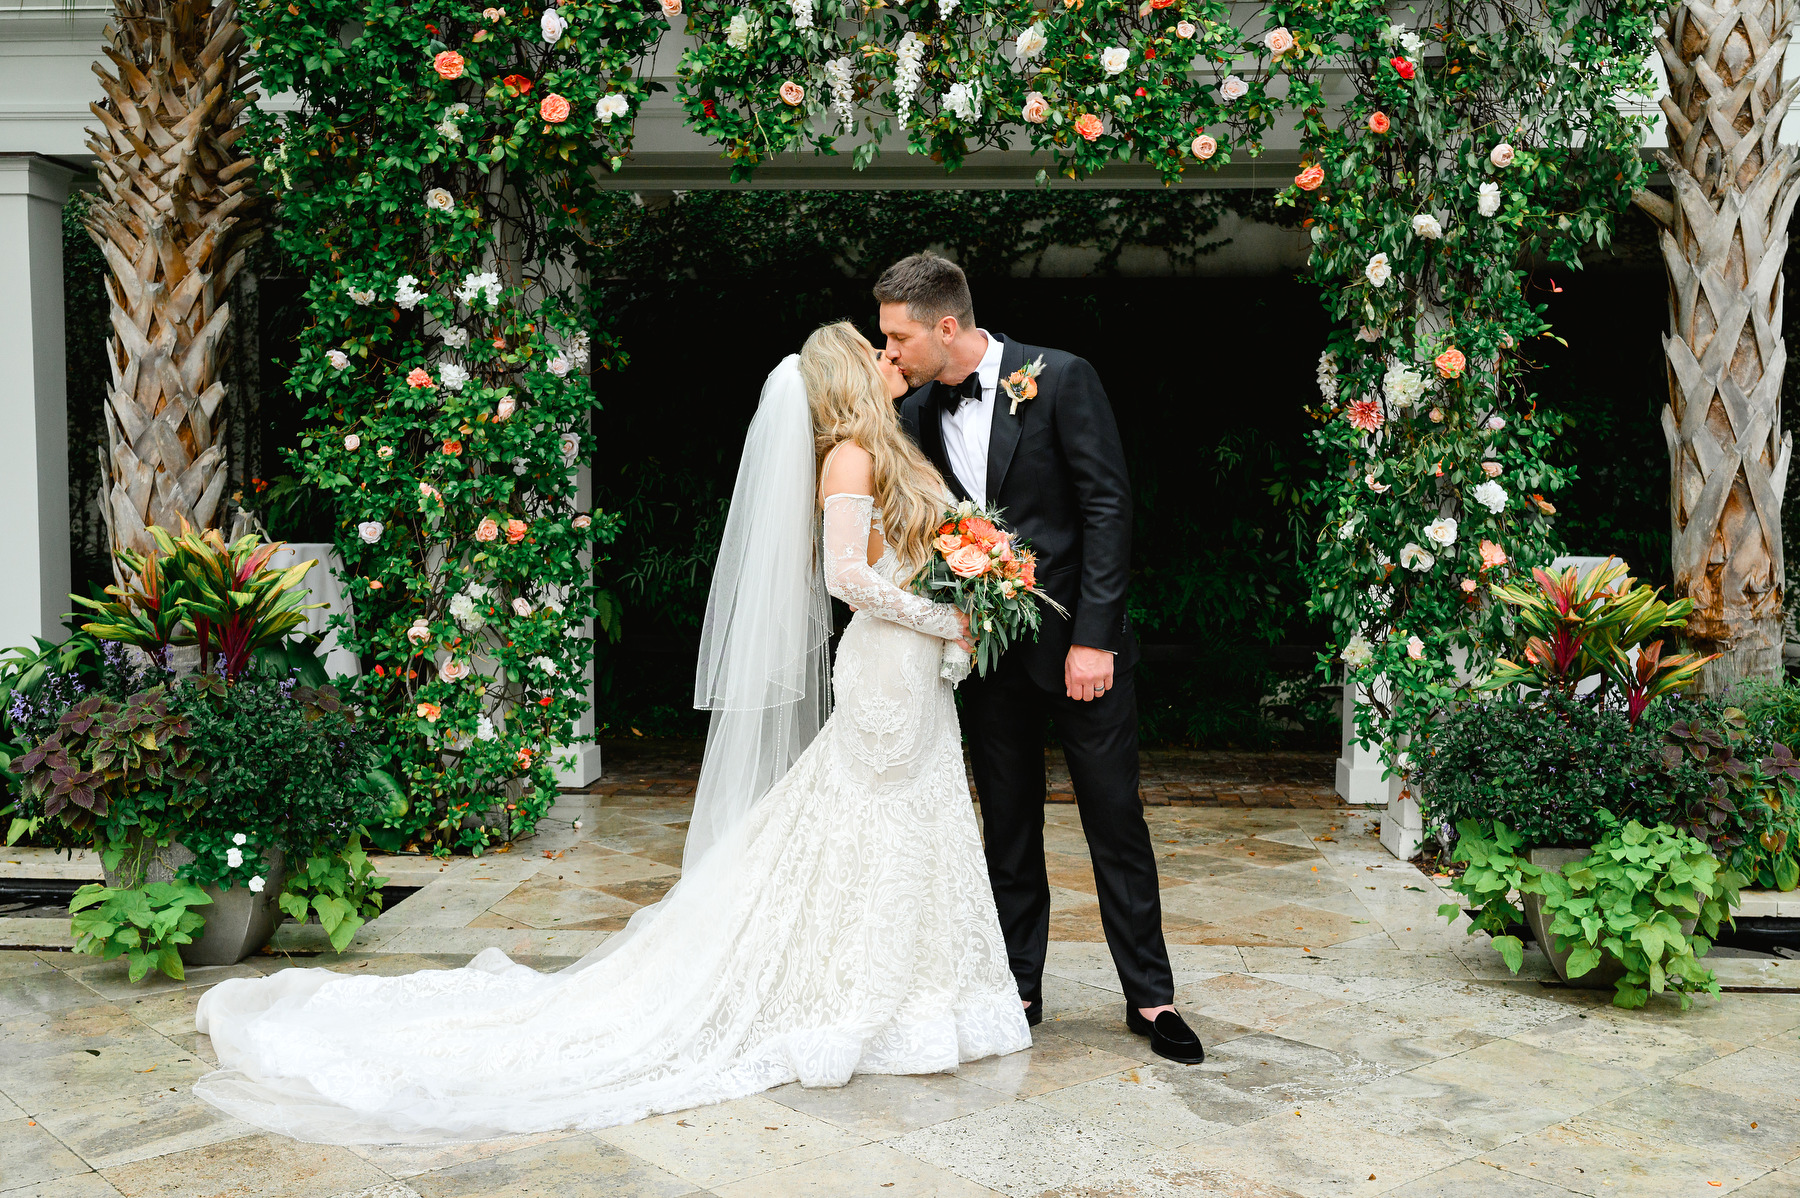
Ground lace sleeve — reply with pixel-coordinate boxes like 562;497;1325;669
822;494;963;641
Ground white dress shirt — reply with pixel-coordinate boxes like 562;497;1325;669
938;330;1006;506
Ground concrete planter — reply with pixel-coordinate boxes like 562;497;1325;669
102;837;286;967
1522;846;1694;990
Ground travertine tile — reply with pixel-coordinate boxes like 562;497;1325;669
1028;1064;1244;1147
1408;1039;1645;1119
887;1099;1158;1197
0;971;109;1020
0;951;61;982
0;1174;128;1198
1173;973;1351;1032
1035;1145;1309;1197
954;1031;1140;1099
0;1115;93;1192
1037;1001;1249;1064
403;1133;699;1197
1483;1117;1760;1195
346;1130;580;1180
486;877;637;930
0;1039;210;1117
1173;1110;1467;1198
1510;1010;1733;1081
1678;1044;1800;1105
765;1072;1007;1139
711;1141;1004;1197
57;960;262;1003
98;1131;390;1198
1582;1081;1800;1169
1300;1070;1566;1151
373;881;524;929
35;1086;255;1170
595;1095;864;1188
1379;1159;1585;1197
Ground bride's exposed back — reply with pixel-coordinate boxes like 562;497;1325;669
190;321;1030;1145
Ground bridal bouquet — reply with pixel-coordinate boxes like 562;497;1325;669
912;501;1066;681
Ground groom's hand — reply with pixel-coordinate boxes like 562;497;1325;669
1065;645;1114;702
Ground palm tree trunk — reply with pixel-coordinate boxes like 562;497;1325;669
1636;0;1800;691
83;0;259;582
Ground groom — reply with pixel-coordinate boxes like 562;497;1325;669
877;253;1204;1065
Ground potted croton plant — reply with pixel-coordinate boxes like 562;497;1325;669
1419;559;1749;1007
14;525;391;979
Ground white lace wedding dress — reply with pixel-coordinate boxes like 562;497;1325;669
192;492;1030;1144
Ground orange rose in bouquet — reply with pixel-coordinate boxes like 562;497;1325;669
912;501;1066;678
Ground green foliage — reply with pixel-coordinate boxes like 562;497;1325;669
1279;0;1660;769
1439;816;1739;1009
279;831;389;952
68;879;211;983
244;0;638;853
1484;559;1710;722
15;687;204;835
1539;819;1740;1010
1417;695;1677;849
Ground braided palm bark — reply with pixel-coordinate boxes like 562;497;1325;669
84;0;259;581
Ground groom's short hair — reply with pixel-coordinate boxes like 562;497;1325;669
873;253;975;329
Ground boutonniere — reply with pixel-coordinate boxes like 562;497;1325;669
1000;355;1046;415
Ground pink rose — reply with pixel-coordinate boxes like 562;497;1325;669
1192;134;1217;160
573;514;592;529
406;367;434;388
1022;91;1049;124
505;518;528;544
659;0;682;16
1460;578;1478;593
512;597;534;617
475;517;500;542
1482;461;1502;478
780;80;804;107
539;93;571;123
1073;113;1104;142
433;51;465;80
944;544;991;578
495;396;516;421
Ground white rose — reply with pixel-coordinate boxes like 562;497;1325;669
531;655;559;676
1219;75;1248;101
435;120;462;142
226;846;243;868
1406;634;1425;661
512;597;534;617
1015;24;1047;60
1482;460;1503;478
547;354;572;378
248;875;265;893
725;11;751;48
475;715;497;741
1400;30;1423;56
439;362;470;392
1382;22;1407;43
495;397;517;421
540;6;567;42
1265;26;1296;55
344;434;361;451
1365;252;1392;287
1486;414;1507;430
349;287;376;306
326;349;350;371
1400;542;1435;571
1424;516;1459;547
1490;142;1515;168
1365;472;1390;493
425;187;455;212
232;832;248;846
1176;20;1195;38
395;275;427;311
573;513;592;529
440;657;471;682
440;326;469;349
1473;480;1507;513
1477;181;1502;217
358;521;384;544
596;93;629;124
407;618;431;645
1342;633;1374;668
1101;46;1130;75
1411;213;1443;240
560;432;581;463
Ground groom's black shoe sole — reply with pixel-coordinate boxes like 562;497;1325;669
1126;1005;1205;1065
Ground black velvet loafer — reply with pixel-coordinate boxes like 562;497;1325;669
1125;1005;1205;1065
1024;1002;1043;1027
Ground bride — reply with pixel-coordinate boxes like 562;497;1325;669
191;321;1032;1144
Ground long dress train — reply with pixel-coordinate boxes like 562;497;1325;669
190;492;1030;1144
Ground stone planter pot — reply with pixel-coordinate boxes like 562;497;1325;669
1522;847;1693;990
103;838;286;967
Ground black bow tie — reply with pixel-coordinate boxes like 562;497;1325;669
948;373;983;407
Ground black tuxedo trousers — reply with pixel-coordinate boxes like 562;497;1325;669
961;658;1174;1009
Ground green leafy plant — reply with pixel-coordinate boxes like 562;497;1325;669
14;687;203;835
158;527;320;680
1484;559;1712;722
71;545;188;651
279;831;389;952
68;879;212;983
1537;818;1741;1009
1439;816;1741;1009
1658;705;1800;891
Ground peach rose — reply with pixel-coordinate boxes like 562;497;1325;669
935;534;965;554
1368;111;1389;134
505;518;528;544
475;517;500;542
1295;164;1325;191
945;543;991;578
779;80;804;106
1265;26;1296;56
1434;347;1466;378
1460;578;1478;593
441;439;463;455
1022;91;1049;124
433;51;465;80
1073;113;1104;141
1192;133;1217;160
1479;539;1508;570
539;93;570;123
1481;461;1502;478
407;367;434;388
416;701;442;721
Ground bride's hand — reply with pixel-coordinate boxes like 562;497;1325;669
954;608;974;654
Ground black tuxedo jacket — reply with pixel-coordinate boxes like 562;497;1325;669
900;334;1139;691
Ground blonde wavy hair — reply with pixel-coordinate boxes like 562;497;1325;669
800;321;949;576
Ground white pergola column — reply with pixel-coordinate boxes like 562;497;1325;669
1334;680;1393;806
0;154;77;651
553;456;605;789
